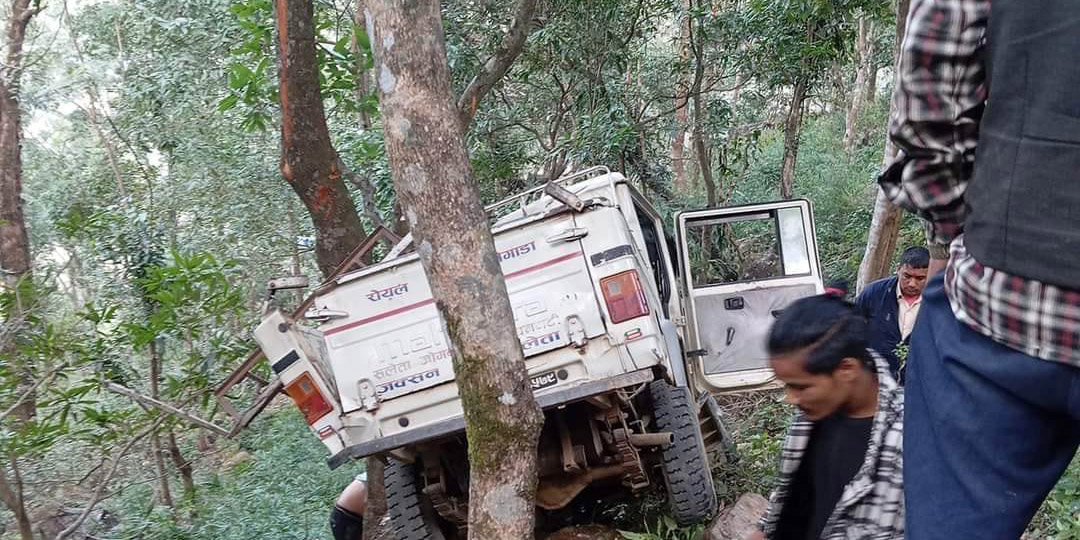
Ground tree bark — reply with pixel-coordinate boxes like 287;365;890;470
275;0;368;277
856;0;912;293
779;77;808;199
844;16;873;153
456;0;539;127
348;2;389;234
167;431;196;502
0;460;32;540
362;456;386;540
148;341;174;509
366;3;544;539
671;0;691;192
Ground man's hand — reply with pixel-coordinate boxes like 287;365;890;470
745;530;766;540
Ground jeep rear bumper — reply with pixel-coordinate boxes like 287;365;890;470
327;368;655;469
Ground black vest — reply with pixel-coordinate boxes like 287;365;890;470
964;0;1080;288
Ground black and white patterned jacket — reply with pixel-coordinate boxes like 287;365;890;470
759;353;905;539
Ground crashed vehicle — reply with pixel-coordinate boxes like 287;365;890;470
252;166;823;538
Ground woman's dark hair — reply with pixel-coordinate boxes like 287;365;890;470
767;294;873;374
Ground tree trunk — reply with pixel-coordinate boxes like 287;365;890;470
856;0;912;293
366;3;544;539
167;431;196;502
275;0;368;277
347;1;389;233
671;0;691;192
362;456;386;540
857;190;904;292
844;16;873;153
148;341;174;509
1;0;37;427
1;5;41;535
456;0;540;128
779;77;808;199
0;459;32;540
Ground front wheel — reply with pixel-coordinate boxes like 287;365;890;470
648;379;718;525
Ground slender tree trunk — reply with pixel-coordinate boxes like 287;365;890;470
167;431;196;502
347;1;388;233
844;16;874;153
0;460;32;540
0;5;39;533
856;0;912;293
689;9;716;208
275;0;368;277
366;2;544;538
148;341;174;509
671;0;691;192
865;50;878;106
362;456;386;539
779;77;808;199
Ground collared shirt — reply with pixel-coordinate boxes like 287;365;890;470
895;286;921;341
760;353;905;539
877;0;1080;367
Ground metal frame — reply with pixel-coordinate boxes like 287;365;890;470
675;200;823;392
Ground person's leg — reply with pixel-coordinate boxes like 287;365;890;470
904;276;1080;539
330;504;364;540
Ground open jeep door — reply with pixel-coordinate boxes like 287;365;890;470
676;200;823;394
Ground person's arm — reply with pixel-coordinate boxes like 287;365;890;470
854;285;872;318
878;0;990;248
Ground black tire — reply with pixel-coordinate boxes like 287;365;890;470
385;457;447;540
649;379;718;525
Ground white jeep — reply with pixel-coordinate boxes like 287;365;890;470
252;166;823;538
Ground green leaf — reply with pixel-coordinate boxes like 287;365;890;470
218;94;240;112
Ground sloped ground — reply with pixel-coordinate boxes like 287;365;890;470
86;393;1076;540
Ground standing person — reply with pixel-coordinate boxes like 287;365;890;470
880;0;1080;536
854;247;929;380
330;476;367;540
750;295;904;540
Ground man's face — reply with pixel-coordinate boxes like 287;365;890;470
898;264;928;298
769;350;860;421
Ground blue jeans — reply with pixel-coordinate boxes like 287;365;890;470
904;276;1080;539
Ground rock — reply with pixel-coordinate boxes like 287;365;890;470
706;493;769;540
544;524;623;540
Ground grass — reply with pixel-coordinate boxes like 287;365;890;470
102;407;362;540
87;391;1077;539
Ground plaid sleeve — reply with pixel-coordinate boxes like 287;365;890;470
878;0;990;245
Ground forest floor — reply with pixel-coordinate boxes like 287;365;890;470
84;393;1079;540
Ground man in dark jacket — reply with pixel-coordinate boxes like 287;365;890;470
854;247;929;379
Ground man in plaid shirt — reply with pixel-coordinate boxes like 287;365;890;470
880;0;1080;536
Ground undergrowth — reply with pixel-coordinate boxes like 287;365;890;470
103;408;362;540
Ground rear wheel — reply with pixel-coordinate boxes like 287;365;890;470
649;379;718;525
384;457;447;540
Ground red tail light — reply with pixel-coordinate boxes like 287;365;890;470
284;372;333;425
601;270;650;324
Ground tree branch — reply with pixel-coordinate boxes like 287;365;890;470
456;0;540;128
102;382;229;436
54;415;166;540
0;362;69;422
